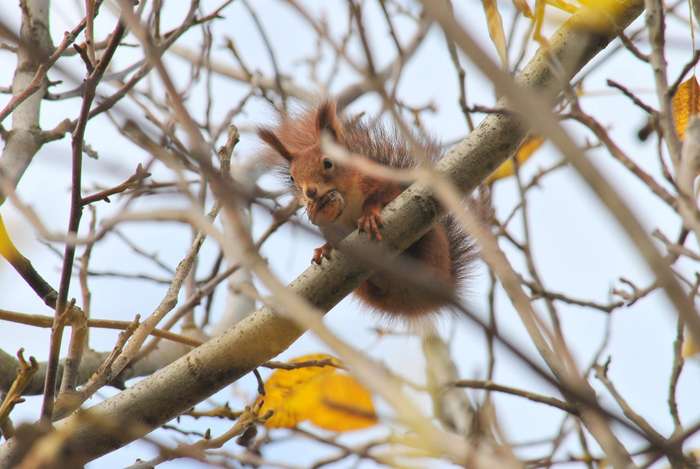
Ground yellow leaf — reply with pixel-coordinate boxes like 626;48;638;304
0;214;20;263
257;354;338;429
257;353;376;432
683;333;700;359
485;135;544;184
672;76;700;140
307;374;377;431
481;0;509;68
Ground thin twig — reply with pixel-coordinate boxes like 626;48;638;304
453;379;578;415
0;349;37;439
41;20;126;421
80;164;151;206
0;308;202;347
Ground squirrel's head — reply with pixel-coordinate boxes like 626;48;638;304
258;101;356;226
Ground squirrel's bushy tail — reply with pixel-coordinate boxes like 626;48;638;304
444;215;477;290
353;217;475;319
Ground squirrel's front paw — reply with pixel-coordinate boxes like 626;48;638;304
312;243;333;264
358;207;383;241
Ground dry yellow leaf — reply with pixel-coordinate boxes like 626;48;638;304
257;354;377;432
307;374;377;432
257;384;304;428
682;333;700;359
672;76;700;140
481;0;509;68
257;354;338;428
485;135;545;184
0;214;20;263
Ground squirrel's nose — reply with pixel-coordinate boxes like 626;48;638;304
305;187;318;199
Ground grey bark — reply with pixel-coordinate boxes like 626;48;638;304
0;0;52;201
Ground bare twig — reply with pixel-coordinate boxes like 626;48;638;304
80;164;151;206
453;379;578;415
41;20;127;421
0;309;202;347
0;350;37;439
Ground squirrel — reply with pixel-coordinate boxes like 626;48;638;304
258;100;474;319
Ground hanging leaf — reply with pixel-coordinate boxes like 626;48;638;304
257;354;377;431
481;0;509;68
307;374;377;431
682;333;700;359
0;214;20;263
257;354;338;428
672;76;700;140
485;135;545;184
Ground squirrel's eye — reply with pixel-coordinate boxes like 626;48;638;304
322;158;333;170
289;175;295;184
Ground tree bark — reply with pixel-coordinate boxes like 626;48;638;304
0;0;52;202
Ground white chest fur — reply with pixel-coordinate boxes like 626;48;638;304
335;185;364;229
318;185;365;241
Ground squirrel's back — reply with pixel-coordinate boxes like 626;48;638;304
265;106;441;171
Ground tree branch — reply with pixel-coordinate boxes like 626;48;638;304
0;0;53;202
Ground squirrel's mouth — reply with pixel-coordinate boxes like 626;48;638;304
308;190;344;225
315;190;337;211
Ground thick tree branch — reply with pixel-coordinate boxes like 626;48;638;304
0;0;52;202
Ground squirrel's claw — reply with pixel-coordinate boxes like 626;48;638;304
358;207;383;241
312;243;333;264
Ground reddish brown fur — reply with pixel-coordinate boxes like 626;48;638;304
355;224;455;317
258;101;474;319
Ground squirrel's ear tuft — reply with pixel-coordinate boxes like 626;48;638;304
316;100;344;142
258;128;294;162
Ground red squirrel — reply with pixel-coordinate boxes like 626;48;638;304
258;101;474;318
